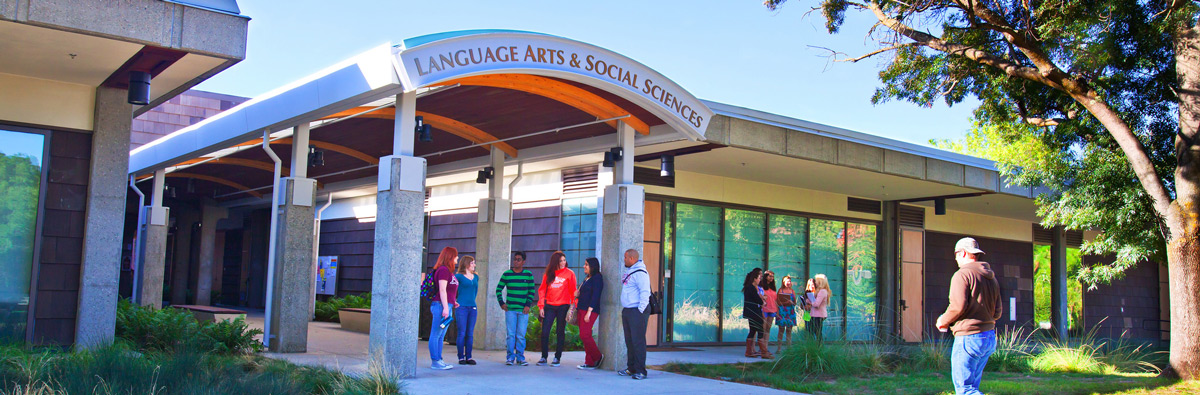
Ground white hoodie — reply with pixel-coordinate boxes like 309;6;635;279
620;260;652;312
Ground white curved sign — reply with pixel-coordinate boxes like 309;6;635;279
395;31;712;140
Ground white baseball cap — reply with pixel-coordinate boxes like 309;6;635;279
955;237;985;255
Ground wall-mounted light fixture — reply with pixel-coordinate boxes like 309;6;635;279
128;71;151;105
660;154;674;177
602;147;624;168
416;116;432;142
308;145;325;167
935;198;946;215
476;166;495;184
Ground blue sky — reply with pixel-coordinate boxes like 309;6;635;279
195;0;980;147
0;129;45;164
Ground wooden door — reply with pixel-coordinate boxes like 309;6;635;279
643;201;662;346
900;228;925;342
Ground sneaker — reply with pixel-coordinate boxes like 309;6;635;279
632;372;647;380
431;360;454;370
505;359;514;366
466;359;477;365
517;359;529;366
458;359;468;365
536;358;547;366
577;364;596;370
551;358;561;367
595;354;604;368
617;368;633;376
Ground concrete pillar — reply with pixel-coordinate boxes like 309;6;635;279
597;121;643;371
195;203;227;306
476;147;511;350
138;171;169;309
369;90;425;378
878;201;899;343
1050;226;1069;339
267;177;317;352
170;205;199;305
75;86;130;349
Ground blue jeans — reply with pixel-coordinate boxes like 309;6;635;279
429;303;454;362
505;309;529;362
455;306;478;360
951;330;996;395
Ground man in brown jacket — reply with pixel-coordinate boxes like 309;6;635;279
936;237;1002;395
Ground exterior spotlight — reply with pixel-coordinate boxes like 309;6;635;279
602;147;624;168
308;145;324;167
935;198;946;215
416;116;432;142
660;154;674;177
476;166;494;184
128;71;151;105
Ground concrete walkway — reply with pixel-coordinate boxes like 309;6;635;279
245;314;802;394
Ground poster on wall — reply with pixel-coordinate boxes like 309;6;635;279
316;256;338;296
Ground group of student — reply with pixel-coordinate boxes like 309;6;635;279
740;268;831;358
424;246;654;380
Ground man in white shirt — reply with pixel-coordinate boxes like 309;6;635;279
617;248;651;380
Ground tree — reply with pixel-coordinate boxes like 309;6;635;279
763;0;1200;378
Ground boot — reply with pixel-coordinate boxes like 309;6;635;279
758;337;774;359
744;338;759;357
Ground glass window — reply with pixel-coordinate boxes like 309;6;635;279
768;214;808;290
1033;245;1083;334
672;204;721;342
809;219;846;340
560;197;598;278
721;209;766;341
0;128;45;343
845;223;877;341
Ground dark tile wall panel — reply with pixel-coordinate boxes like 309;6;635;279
33;130;91;346
317;218;376;297
426;212;478;270
924;232;1034;340
511;201;562;285
1082;256;1162;341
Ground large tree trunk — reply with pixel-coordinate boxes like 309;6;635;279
1168;20;1200;381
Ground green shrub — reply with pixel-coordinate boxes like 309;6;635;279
525;306;584;352
908;339;951;372
769;339;894;376
985;328;1034;373
114;299;263;355
315;294;372;323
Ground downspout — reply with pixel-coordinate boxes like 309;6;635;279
261;130;283;349
129;175;146;305
311;193;334;318
507;160;524;201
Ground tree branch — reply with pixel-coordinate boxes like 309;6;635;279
835;43;918;62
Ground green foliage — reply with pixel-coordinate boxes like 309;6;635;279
114;299;263;355
764;0;1200;287
0;153;41;327
525;306;584;352
0;343;402;395
315;294;372;323
1031;245;1084;333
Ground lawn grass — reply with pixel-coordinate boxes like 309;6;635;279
660;361;1185;395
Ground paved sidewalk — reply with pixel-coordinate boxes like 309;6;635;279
248;315;801;394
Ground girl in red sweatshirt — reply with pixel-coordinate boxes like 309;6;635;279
537;251;577;366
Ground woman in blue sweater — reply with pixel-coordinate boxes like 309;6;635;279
455;256;479;365
575;257;604;369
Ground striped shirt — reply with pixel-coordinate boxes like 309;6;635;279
496;269;536;311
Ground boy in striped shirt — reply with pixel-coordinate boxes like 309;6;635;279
496;251;536;366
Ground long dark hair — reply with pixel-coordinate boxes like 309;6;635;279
743;268;762;289
759;270;777;291
584;257;601;279
544;251;566;286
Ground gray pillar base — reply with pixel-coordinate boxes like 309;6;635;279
268;178;317;353
139;219;169;309
76;86;131;350
598;185;645;372
476;198;512;351
368;156;426;379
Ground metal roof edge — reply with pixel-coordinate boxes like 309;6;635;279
702;100;999;171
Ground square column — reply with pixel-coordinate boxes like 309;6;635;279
267;177;317;352
476;197;512;350
368;155;426;378
195;203;228;306
598;184;645;371
76;86;131;349
137;170;169;309
1050;226;1069;339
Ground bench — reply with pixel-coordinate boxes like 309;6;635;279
339;308;371;333
172;305;247;323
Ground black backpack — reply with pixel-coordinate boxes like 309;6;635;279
625;269;663;315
